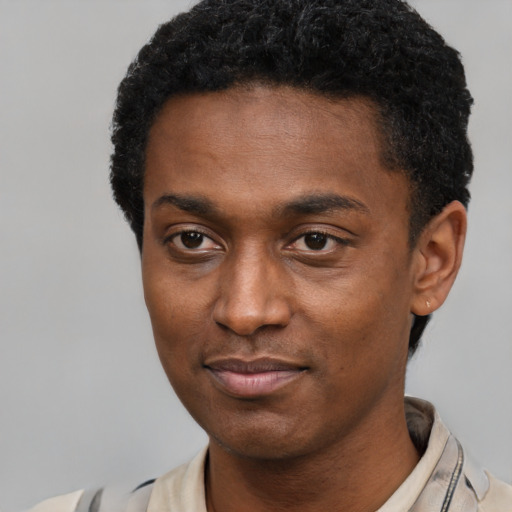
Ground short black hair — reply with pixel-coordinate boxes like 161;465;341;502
110;0;473;354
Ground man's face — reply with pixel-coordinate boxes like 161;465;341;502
142;86;418;460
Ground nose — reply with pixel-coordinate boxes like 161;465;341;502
212;249;292;336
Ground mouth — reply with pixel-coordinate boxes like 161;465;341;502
204;357;308;398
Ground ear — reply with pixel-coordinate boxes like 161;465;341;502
411;200;467;316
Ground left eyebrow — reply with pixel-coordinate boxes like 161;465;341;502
151;193;218;216
278;193;370;217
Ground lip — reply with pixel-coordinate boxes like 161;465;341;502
204;357;307;398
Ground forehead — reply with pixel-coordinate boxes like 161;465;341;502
143;85;410;229
148;86;385;167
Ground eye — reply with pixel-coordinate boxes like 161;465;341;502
169;230;220;251
289;231;347;252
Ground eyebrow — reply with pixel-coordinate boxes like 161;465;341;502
279;193;370;216
152;194;218;215
151;192;369;219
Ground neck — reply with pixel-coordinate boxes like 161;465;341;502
205;398;420;512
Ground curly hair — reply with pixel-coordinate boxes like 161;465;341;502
110;0;473;354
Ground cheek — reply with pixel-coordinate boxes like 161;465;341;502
142;267;220;428
143;265;196;353
298;267;411;371
143;249;209;322
302;288;410;427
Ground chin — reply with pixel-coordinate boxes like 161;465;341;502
212;434;310;461
205;414;333;462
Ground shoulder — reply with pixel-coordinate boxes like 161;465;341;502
26;480;155;512
24;449;208;512
478;472;512;511
146;447;208;511
25;490;84;512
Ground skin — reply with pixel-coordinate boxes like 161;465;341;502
141;85;466;511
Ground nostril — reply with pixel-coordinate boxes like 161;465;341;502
213;302;292;337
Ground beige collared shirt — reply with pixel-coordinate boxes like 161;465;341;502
27;398;512;511
145;398;511;511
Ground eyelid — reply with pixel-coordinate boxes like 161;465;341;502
297;233;347;246
289;225;353;242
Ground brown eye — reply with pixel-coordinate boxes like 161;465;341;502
288;231;348;253
180;232;204;249
304;233;328;250
169;230;221;252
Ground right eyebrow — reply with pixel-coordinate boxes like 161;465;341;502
278;193;370;217
151;194;218;216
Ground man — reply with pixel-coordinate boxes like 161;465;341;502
29;0;511;510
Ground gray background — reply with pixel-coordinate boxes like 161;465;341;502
0;1;510;510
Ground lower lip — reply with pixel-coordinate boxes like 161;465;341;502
207;369;304;398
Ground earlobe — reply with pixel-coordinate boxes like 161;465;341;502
411;201;467;316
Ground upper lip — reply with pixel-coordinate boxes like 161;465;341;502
204;357;307;374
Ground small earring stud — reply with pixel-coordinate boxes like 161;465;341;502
426;299;432;309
